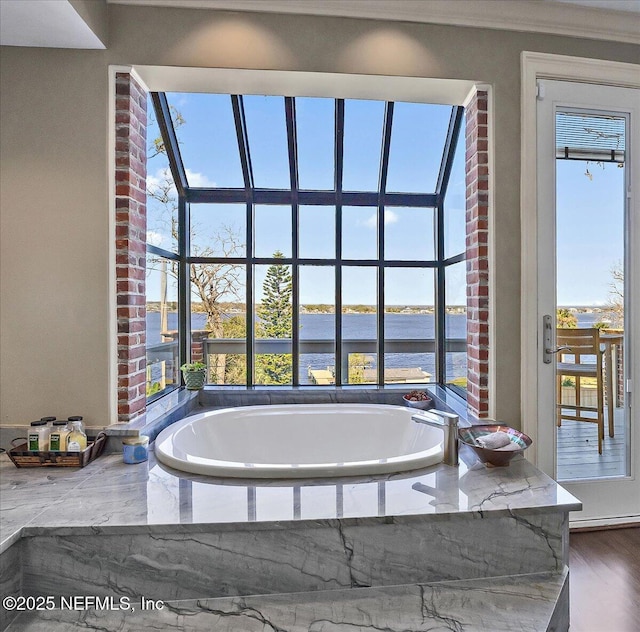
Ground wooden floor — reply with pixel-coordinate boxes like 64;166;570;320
557;407;627;481
569;527;640;632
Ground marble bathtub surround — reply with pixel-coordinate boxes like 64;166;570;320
0;398;580;631
0;539;20;630
21;510;568;602
7;569;569;632
2;449;578;613
1;449;579;548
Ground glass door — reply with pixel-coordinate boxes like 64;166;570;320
555;107;627;481
536;79;639;523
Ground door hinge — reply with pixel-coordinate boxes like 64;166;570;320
536;81;546;101
626;379;633;393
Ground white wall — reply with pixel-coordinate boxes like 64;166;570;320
1;4;637;426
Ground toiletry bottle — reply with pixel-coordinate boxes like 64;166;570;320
67;421;87;452
28;421;50;451
49;421;71;451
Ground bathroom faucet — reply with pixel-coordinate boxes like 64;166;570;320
411;409;459;466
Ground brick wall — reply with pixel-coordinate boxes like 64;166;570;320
113;78;491;415
465;90;490;418
115;72;147;422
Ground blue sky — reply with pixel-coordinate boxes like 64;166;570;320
556;160;624;306
146;93;623;308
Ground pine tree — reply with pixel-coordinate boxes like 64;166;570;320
255;251;292;384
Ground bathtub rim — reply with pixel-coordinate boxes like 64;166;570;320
154;403;445;479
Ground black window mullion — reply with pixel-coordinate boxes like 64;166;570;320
151;93;188;196
246;199;254;387
231;95;255;386
146;245;179;261
335;99;344;385
434;201;447;384
436;106;465;198
377;102;394;385
186;189;437;207
435;107;464;385
285;97;299;385
178;198;190;375
231;95;254;192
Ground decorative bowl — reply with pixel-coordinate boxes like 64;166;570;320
402;392;434;410
458;424;532;467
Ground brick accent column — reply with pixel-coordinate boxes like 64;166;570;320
115;72;147;422
465;90;490;418
191;331;207;364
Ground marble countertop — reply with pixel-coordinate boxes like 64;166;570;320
0;445;580;554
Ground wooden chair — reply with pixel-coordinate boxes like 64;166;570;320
556;328;605;454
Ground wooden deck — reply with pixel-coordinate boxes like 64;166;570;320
557;405;628;481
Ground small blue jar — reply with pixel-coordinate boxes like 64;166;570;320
123;435;149;464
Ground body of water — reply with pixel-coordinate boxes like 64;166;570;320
146;311;604;383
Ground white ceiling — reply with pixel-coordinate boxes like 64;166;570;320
109;0;640;13
0;0;105;49
552;0;640;11
1;0;638;49
107;0;640;45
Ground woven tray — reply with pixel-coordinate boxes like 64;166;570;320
8;432;107;468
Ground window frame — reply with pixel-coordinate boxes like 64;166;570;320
148;92;466;390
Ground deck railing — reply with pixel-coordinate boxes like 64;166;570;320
145;337;467;389
204;338;467;384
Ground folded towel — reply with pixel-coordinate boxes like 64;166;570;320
476;432;511;449
496;441;521;451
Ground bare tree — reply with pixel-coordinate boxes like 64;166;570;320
146;108;245;384
604;262;624;329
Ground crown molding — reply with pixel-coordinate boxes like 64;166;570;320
108;0;640;45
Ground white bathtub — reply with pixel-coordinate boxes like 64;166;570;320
154;404;444;478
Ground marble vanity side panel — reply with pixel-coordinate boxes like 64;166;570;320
547;568;570;632
22;510;565;601
21;527;353;601
7;570;568;632
0;540;21;632
339;510;566;587
561;513;571;566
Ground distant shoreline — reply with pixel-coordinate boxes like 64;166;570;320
146;303;463;314
146;302;609;315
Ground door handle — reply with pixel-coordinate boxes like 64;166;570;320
546;345;571;356
543;314;572;363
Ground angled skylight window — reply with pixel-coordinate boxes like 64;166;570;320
165;93;244;188
147;99;178;253
296;97;335;190
386;103;453;193
342;100;385;191
148;89;467;391
444;115;466;259
243;95;290;189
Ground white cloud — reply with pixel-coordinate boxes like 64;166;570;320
185;169;216;188
146;167;216;194
146;167;175;196
385;209;399;225
362;209;399;229
146;230;165;247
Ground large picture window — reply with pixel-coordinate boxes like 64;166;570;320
146;93;467;393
